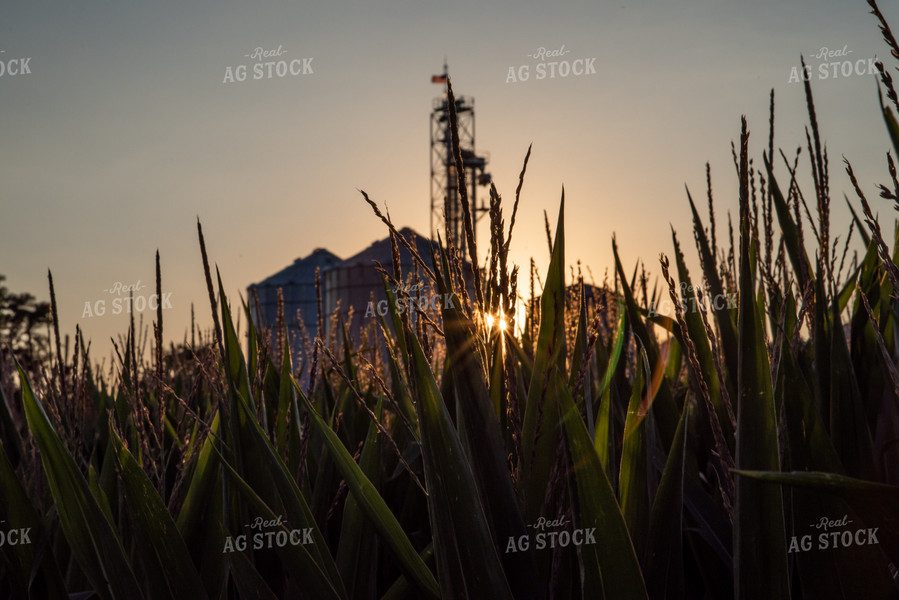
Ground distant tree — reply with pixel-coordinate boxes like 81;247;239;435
0;275;51;366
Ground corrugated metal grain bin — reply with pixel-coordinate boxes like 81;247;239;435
247;248;342;362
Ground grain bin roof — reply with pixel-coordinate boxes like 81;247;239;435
338;227;436;269
251;248;342;288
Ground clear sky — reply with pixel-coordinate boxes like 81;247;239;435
1;0;896;360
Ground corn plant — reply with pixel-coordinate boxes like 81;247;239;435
3;1;899;598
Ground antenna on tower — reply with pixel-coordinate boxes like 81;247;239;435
430;63;491;255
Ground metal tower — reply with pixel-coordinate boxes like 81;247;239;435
430;64;491;255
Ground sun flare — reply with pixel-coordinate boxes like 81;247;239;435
483;312;508;332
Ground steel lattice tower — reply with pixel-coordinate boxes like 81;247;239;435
430;64;491;255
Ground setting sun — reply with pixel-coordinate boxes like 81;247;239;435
483;311;508;332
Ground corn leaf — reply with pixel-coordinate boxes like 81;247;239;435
109;425;208;598
645;399;690;600
557;368;648;599
408;328;515;600
18;364;145;600
296;381;440;598
522;196;567;523
735;130;789;600
0;439;66;598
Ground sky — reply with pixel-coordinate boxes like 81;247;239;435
1;0;896;361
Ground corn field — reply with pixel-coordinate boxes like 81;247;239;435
5;2;899;598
